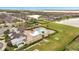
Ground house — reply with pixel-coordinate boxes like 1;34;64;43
0;27;9;36
8;27;27;48
11;36;26;47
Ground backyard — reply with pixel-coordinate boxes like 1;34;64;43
25;20;79;51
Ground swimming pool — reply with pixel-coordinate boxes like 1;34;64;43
31;27;47;36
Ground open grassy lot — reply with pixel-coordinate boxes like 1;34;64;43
25;20;79;51
66;41;79;51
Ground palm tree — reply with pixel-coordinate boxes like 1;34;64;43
42;31;45;38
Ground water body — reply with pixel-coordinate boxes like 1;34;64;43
56;18;79;28
0;7;79;10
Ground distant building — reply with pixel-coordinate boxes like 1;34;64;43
27;15;41;20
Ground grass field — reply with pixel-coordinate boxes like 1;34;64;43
25;20;79;51
66;40;79;51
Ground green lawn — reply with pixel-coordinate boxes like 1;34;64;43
25;20;79;51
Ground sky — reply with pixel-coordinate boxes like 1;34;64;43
0;7;79;10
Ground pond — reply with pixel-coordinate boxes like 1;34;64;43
56;18;79;27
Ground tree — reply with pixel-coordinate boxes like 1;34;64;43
4;29;10;42
4;29;10;34
42;31;45;38
7;41;13;47
13;45;18;48
13;19;20;23
4;34;10;42
0;20;5;24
